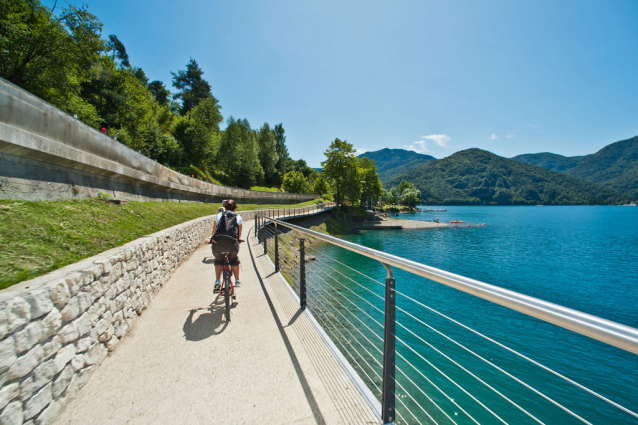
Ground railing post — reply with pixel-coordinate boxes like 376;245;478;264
254;213;258;238
264;222;268;255
381;263;396;425
274;223;279;272
300;238;306;309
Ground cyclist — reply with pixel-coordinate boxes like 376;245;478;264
211;199;243;290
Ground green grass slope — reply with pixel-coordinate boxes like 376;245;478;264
386;149;626;205
0;198;322;289
359;148;436;182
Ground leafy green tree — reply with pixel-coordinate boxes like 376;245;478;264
321;138;357;206
107;34;130;68
342;165;363;206
132;67;148;86
273;124;289;185
217;117;262;188
358;157;383;207
283;171;309;194
312;173;331;198
381;189;394;205
257;123;279;185
173;98;223;170
390;188;399;204
399;180;415;195
0;0;104;126
148;80;171;106
401;188;421;208
171;58;215;116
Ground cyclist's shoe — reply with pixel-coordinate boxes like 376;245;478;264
213;280;221;293
234;280;242;288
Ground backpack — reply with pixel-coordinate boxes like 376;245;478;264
214;211;239;240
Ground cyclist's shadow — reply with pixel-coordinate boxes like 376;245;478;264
183;296;236;340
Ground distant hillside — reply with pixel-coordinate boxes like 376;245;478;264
512;152;584;173
564;136;638;197
359;148;435;182
386;149;625;205
512;136;638;198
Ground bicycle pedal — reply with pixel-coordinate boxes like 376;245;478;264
232;295;236;300
213;288;220;294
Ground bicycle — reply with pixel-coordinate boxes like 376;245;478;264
212;239;243;322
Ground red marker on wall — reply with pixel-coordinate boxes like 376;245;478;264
101;128;106;134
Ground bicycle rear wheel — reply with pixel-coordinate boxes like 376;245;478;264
223;268;231;322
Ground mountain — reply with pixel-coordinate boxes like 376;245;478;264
386;148;625;205
512;136;638;197
563;136;638;197
511;152;584;173
359;148;435;182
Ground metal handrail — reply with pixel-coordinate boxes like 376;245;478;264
257;215;638;356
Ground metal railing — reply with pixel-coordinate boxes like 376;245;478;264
255;211;638;425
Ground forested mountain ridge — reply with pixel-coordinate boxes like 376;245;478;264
511;152;584;173
359;148;435;182
385;148;626;205
512;136;638;197
563;136;638;197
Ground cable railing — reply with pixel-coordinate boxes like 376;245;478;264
254;210;638;425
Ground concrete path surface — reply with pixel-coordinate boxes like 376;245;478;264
54;219;379;425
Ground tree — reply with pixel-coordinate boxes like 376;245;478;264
358;157;383;207
0;0;104;126
399;180;415;195
132;67;148;86
273;124;289;185
173;97;223;170
282;171;309;194
216;117;262;188
107;34;130;68
321;138;357;206
171;58;215;116
312;173;331;198
257;123;279;185
148;80;171;106
381;189;394;205
390;188;399;204
401;188;421;208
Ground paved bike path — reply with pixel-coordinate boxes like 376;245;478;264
54;220;378;424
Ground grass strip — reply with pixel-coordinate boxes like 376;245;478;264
0;198;322;289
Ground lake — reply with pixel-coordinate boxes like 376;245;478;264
302;206;638;424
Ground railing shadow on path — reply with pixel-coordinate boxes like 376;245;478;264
285;308;304;328
247;232;327;425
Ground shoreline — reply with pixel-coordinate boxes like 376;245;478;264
352;219;486;230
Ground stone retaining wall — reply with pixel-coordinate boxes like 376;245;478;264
0;215;215;425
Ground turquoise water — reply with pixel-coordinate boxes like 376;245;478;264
303;206;638;424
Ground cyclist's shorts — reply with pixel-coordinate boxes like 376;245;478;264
211;237;240;266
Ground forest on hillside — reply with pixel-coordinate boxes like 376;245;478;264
0;0;327;192
386;149;629;205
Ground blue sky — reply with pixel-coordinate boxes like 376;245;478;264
46;0;638;167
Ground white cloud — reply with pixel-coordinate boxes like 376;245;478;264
404;134;451;153
421;134;451;147
355;148;368;155
403;140;429;153
506;134;514;139
491;134;499;140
